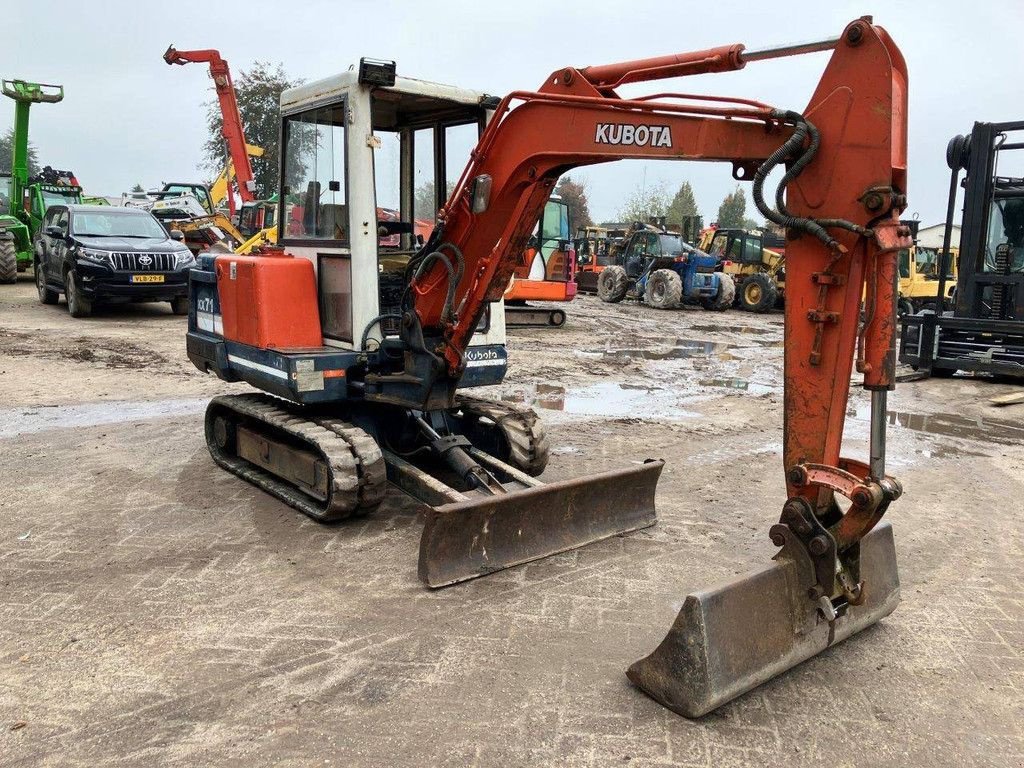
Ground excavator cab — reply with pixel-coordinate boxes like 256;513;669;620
273;65;507;357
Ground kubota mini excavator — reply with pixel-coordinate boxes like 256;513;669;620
187;18;909;717
504;196;578;327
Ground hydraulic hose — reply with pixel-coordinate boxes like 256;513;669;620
359;313;405;351
753;109;870;251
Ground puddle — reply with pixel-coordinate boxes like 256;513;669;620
849;407;1024;447
915;444;989;459
698;377;775;395
0;398;208;439
580;338;734;362
503;382;699;419
690;324;770;335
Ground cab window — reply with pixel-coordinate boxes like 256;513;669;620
647;233;662;257
281;103;348;242
742;235;762;264
709;232;729;257
898;249;911;279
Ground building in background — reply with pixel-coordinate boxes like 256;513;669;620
917;222;961;249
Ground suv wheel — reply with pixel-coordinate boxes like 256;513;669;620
66;270;92;318
170;296;189;316
36;262;59;305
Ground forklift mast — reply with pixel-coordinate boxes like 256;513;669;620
949;121;1024;321
899;120;1024;378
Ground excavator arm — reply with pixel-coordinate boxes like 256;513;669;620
403;16;910;715
411;15;907;499
164;45;257;216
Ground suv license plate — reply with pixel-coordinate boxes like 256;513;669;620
131;274;165;283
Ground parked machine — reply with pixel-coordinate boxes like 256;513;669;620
504;196;577;327
575;224;624;292
900;121;1024;378
188;19;909;718
0;79;79;283
163;45;279;251
124;182;245;255
597;225;734;310
700;225;785;312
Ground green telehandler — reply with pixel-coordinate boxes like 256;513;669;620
0;79;81;284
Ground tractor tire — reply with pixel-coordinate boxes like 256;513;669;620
170;296;189;316
597;265;628;303
36;261;58;305
644;269;683;309
738;272;777;313
701;272;735;312
0;238;17;284
66;270;92;318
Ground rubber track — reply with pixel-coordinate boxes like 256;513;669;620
455;394;549;477
206;393;386;522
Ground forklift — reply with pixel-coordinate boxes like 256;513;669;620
899;121;1024;378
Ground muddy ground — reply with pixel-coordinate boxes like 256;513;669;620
0;277;1021;767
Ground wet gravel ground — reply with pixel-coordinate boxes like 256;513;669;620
1;276;1022;766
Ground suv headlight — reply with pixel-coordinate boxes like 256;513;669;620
174;249;195;268
79;247;112;263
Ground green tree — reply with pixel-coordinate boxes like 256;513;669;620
618;179;671;224
666;181;699;230
131;182;145;193
0;129;39;177
202;62;303;199
716;186;748;228
555;175;593;228
414;180;456;219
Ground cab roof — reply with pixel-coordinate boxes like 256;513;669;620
281;68;493;122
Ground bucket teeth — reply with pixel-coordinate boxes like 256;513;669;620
627;521;900;718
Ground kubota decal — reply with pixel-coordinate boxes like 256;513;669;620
594;124;672;147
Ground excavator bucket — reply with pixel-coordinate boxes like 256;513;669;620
419;460;663;588
627;521;900;718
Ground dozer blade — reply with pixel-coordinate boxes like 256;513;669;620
419;460;663;588
627;521;899;718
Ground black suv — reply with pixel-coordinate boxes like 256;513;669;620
34;204;195;317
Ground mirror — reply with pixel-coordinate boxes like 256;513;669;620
169;229;185;242
45;225;63;238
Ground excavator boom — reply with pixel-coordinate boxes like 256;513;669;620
164;45;257;216
398;16;909;715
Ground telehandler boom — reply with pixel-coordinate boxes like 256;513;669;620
188;17;909;717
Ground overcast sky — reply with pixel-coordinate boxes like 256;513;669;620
5;0;1023;227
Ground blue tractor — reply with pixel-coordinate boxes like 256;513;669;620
596;226;734;310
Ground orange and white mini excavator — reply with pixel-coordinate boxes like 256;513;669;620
187;18;909;717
